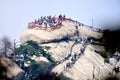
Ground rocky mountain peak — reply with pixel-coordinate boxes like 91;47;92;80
20;15;119;80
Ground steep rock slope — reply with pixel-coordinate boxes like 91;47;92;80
64;45;113;80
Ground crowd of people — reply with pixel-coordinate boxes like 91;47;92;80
28;15;65;31
27;15;102;32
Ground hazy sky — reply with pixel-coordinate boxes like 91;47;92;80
0;0;120;41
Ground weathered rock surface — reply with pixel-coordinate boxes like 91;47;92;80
41;41;74;61
64;45;113;80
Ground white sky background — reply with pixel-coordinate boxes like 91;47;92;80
0;0;120;41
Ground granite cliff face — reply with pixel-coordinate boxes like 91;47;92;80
20;19;114;80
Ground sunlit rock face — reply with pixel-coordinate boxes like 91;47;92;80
0;57;24;80
51;44;113;80
20;20;113;80
30;55;49;63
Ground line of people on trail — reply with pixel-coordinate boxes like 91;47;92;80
50;36;95;75
63;47;84;71
28;15;65;30
63;37;94;72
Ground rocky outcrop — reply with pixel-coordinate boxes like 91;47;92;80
20;20;113;80
40;41;74;61
20;21;102;44
20;21;77;44
0;57;24;80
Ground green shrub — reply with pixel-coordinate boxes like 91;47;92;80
98;51;112;63
14;40;56;79
35;73;72;80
